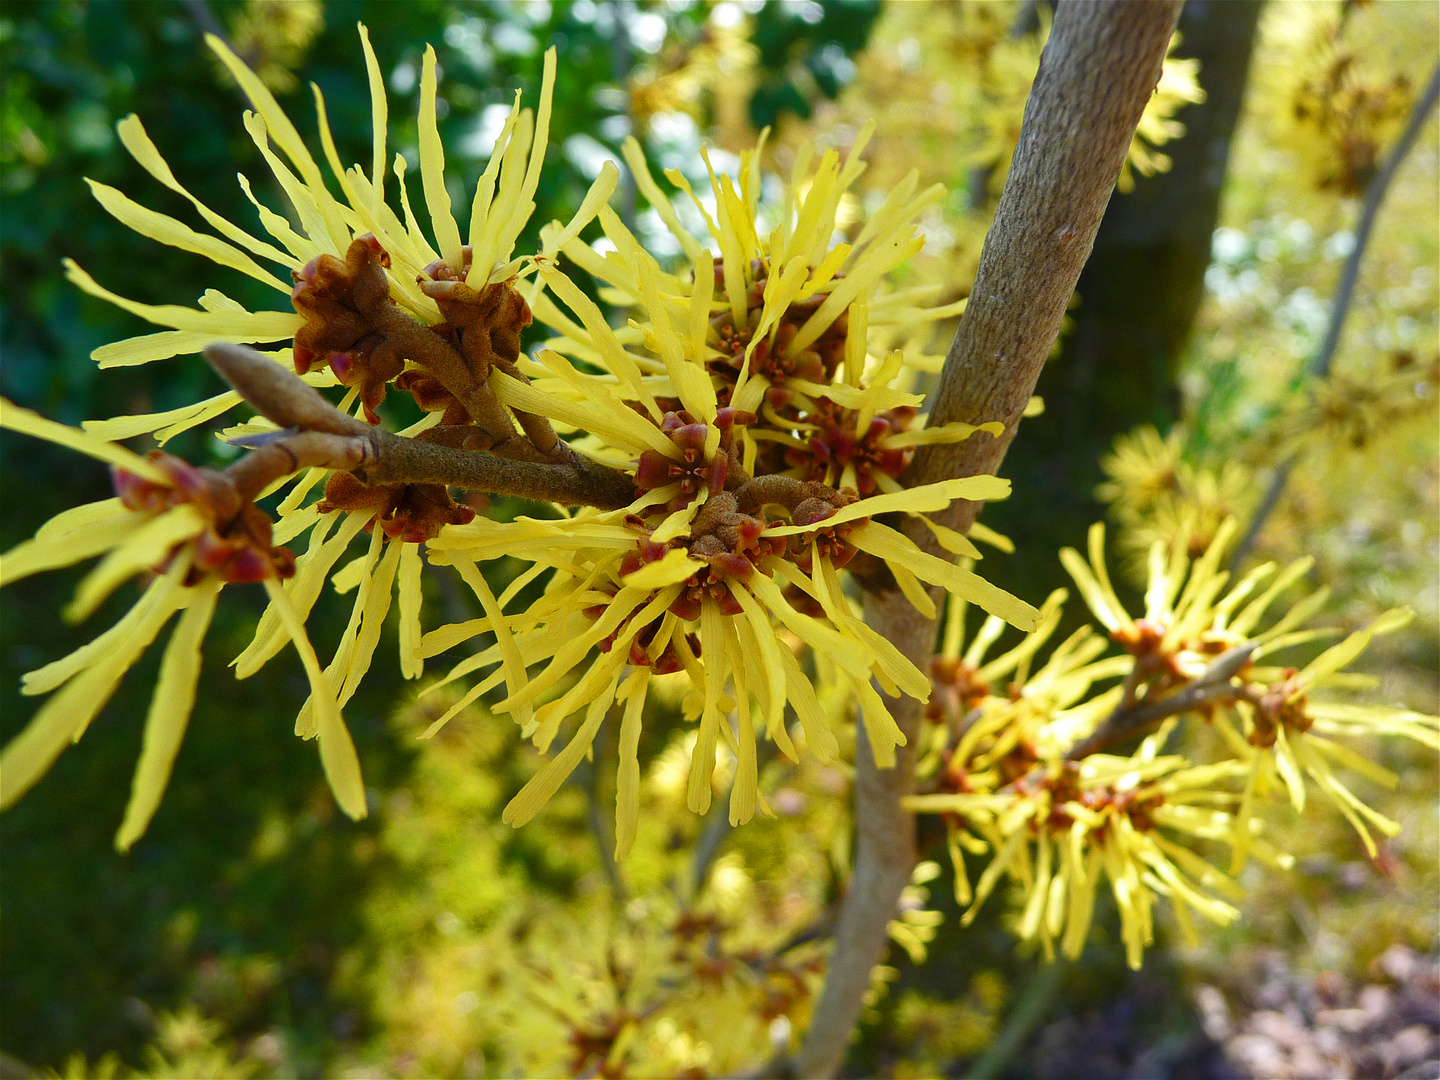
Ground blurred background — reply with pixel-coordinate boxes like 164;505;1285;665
0;1;1435;1077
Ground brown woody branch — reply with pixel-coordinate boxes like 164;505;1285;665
904;3;1184;538
205;344;638;509
1063;642;1256;760
795;4;1185;1077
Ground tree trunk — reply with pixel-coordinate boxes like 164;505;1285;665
999;0;1263;594
791;4;1185;1076
1052;0;1262;437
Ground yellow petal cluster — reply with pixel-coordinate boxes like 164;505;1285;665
906;517;1434;968
2;27;1038;861
0;402;363;841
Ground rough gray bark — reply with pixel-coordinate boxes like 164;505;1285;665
1045;0;1264;448
903;1;1185;537
793;4;1185;1077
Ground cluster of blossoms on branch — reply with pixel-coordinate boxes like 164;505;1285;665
0;29;1035;855
0;20;1432;992
907;520;1436;969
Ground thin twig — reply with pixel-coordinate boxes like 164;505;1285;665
1230;60;1440;569
580;714;627;901
1312;62;1440;383
182;0;229;51
205;344;638;508
1063;643;1256;760
690;791;735;898
961;959;1068;1080
363;429;637;507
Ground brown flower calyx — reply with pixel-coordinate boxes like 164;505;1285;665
618;493;779;621
567;1010;634;1080
671;909;725;946
634;407;753;511
782;582;826;618
784;400;918;496
724;473;860;572
625;619;698;673
113;452;295;583
413;250;566;463
1050;772;1165;834
707;257;848;407
416;249;532;382
1005;761;1162;834
758;964;818;1025
588;554;700;672
927;657;990;722
683;490;782;611
1244;667;1311;747
291;237;544;463
1111;618;1195;702
980;737;1033;789
1112;618;1167;660
788;495;862;572
392;368;471;426
317;471;475;544
936;751;974;803
291;234;409;424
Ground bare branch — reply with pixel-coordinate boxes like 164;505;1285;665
361;431;637;508
799;4;1185;1076
205;343;638;509
1064;642;1257;760
792;591;930;1079
223;431;370;503
905;0;1184;540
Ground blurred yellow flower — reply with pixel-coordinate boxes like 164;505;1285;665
911;723;1287;970
226;0;325;93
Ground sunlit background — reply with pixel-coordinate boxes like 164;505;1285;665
1;1;1436;1077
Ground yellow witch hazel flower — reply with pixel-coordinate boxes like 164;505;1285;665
1;25;1037;860
902;516;1431;968
1;28;612;842
913;570;1266;973
0;401;365;845
71;28;609;434
415;116;1040;853
1062;521;1439;865
911;721;1289;970
936;593;1132;771
1096;425;1186;518
1097;424;1253;573
1222;605;1435;868
1267;1;1415;197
